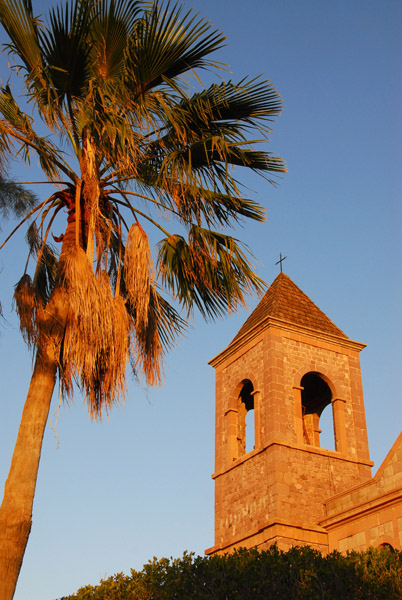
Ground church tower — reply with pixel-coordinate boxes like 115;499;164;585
206;273;373;555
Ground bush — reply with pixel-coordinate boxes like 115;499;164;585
58;545;402;600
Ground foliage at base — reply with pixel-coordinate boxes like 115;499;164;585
58;545;402;600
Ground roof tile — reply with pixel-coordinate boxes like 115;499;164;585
231;272;347;344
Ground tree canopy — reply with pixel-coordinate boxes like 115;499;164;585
59;546;402;600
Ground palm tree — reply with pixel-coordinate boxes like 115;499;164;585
0;0;286;597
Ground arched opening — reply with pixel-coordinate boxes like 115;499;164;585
237;379;255;456
301;372;334;449
379;543;395;552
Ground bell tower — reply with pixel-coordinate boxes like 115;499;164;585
206;273;373;555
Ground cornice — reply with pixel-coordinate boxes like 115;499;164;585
320;487;402;530
211;439;373;480
209;316;366;368
205;518;328;556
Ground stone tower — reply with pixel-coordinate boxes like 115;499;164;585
206;272;373;555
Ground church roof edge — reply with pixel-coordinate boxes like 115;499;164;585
209;273;367;368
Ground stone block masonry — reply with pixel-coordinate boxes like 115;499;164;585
206;273;401;556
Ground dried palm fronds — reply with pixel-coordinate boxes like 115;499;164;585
90;273;129;417
123;223;167;385
124;222;156;332
60;247;100;398
60;247;130;418
14;274;41;347
26;222;41;254
33;243;58;306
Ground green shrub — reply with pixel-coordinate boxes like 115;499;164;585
59;545;402;600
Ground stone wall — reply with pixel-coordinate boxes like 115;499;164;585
321;432;402;552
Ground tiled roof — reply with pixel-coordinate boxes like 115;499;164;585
231;272;348;344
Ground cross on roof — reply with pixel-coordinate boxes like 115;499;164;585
275;252;287;273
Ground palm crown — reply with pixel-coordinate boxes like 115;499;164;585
0;0;286;417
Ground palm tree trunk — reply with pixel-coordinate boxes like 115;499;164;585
0;217;78;600
0;287;69;600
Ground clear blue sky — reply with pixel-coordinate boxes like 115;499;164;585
0;1;401;598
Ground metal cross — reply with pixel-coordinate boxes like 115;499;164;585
275;252;287;273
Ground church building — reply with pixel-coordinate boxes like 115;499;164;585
206;273;402;555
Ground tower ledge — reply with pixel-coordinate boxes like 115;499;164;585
209;316;366;369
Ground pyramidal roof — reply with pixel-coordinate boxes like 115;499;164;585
231;272;348;345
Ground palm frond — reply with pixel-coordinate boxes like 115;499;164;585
0;0;43;77
0;177;38;220
158;226;265;319
127;281;186;386
132;75;286;222
38;0;92;106
127;1;225;96
164;77;284;141
89;0;144;81
151;289;186;349
0;85;75;179
129;282;162;386
183;188;266;227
